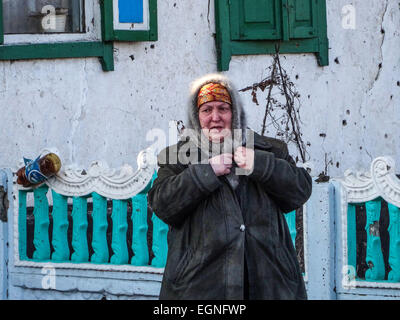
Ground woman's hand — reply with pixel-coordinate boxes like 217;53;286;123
234;147;254;172
209;153;233;176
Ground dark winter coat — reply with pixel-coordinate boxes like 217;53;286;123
147;74;312;299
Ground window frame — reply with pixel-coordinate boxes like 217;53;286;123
0;0;113;71
215;0;329;71
0;0;159;71
102;0;158;42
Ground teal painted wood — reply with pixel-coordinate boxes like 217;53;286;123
364;199;385;280
281;0;290;41
0;0;3;45
215;0;232;71
284;210;297;249
131;193;149;266
18;190;28;260
388;203;400;282
50;190;69;261
91;193;109;263
32;186;51;261
110;200;129;264
71;197;89;262
151;213;168;268
347;204;357;271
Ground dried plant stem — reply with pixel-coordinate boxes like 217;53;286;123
261;63;277;136
240;48;308;163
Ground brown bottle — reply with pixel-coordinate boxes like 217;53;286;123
16;153;62;187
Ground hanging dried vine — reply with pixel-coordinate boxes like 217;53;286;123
239;46;308;163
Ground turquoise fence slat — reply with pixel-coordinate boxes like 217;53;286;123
110;200;129;264
18;190;28;261
284;210;296;248
71;196;89;262
364;199;385;280
151;213;168;268
91;192;109;263
131;193;149;266
347;204;357;271
51;190;69;261
32;186;51;261
388;203;400;281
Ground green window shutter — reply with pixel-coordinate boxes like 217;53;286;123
288;0;318;39
230;0;282;40
214;0;329;71
0;2;3;44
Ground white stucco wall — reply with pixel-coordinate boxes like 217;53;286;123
0;0;399;178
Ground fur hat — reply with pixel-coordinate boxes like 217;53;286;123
187;73;247;133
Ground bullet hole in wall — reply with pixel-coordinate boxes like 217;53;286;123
384;133;388;138
336;162;340;168
342;120;347;126
334;57;340;64
129;55;135;61
346;110;350;115
150;44;155;49
295;74;299;80
319;133;326;138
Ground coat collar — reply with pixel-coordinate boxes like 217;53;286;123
252;131;273;151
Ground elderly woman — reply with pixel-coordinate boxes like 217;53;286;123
148;73;312;300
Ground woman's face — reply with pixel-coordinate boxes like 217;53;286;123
198;101;232;142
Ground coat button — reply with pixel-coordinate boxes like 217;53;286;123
240;224;246;232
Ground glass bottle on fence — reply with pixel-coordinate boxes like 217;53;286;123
16;153;62;187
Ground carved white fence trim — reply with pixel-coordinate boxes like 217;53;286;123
17;147;157;200
342;156;400;207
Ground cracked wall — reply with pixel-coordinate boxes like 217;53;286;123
0;0;399;178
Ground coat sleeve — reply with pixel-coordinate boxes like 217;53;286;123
249;145;312;213
148;159;222;227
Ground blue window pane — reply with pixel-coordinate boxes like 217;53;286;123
118;0;144;23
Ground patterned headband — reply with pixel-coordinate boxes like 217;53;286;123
197;83;232;108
